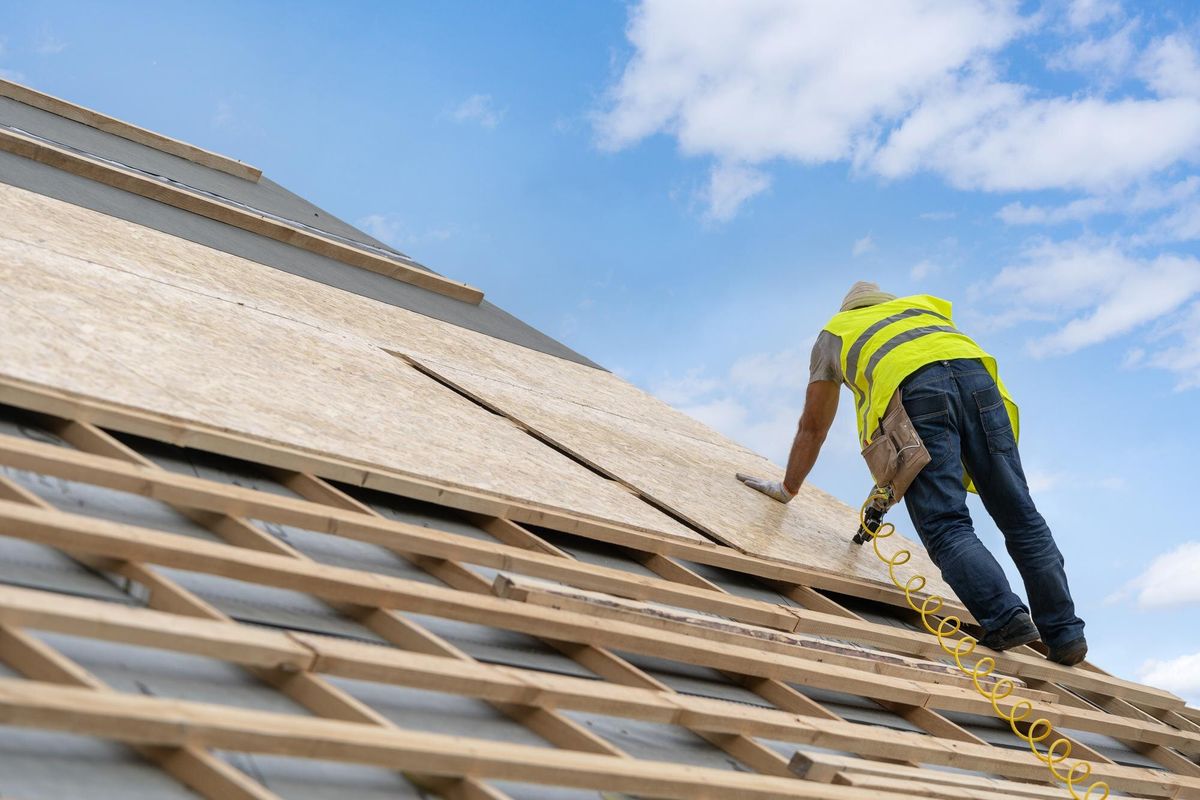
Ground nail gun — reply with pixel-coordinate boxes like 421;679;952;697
852;486;895;545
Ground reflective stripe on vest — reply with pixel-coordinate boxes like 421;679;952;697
844;307;949;386
822;295;1019;493
823;295;1015;446
842;308;952;430
857;323;962;435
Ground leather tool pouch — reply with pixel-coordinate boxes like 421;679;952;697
860;391;931;502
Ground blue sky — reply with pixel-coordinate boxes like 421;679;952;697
3;0;1200;699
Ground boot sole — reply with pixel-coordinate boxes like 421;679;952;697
987;630;1040;651
1050;648;1088;666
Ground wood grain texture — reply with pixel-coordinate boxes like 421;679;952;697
414;358;956;597
0;182;950;600
0;232;703;548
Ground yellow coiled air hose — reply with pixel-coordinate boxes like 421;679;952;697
860;489;1109;800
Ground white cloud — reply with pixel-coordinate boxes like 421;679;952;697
1140;299;1200;389
450;94;505;129
1049;20;1137;77
1025;469;1065;493
212;100;234;130
599;0;1023;161
598;2;1200;218
988;240;1200;357
910;260;941;280
1065;0;1123;29
872;83;1200;193
597;0;1024;218
652;368;721;405
358;214;405;246
997;177;1200;226
851;235;875;257
728;349;811;392
1138;35;1200;99
1107;541;1200;609
356;213;451;251
650;346;820;463
1140;652;1200;704
33;30;67;55
701;162;770;221
998;196;1107;225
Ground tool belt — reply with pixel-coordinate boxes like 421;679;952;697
860;390;930;504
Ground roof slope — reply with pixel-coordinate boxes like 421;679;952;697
0;79;1196;800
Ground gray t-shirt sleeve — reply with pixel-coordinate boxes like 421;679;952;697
809;330;843;384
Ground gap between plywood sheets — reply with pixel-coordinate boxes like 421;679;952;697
399;354;956;600
0;235;704;548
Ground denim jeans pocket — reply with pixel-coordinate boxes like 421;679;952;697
902;392;951;468
917;429;953;471
973;383;1014;453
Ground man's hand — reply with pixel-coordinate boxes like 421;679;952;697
736;473;796;503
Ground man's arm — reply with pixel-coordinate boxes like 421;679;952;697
782;379;840;493
737;380;840;503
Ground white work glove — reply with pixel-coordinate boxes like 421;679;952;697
736;473;796;503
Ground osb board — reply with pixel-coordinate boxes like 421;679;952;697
0;184;736;453
0;236;704;544
0;184;948;594
412;360;954;598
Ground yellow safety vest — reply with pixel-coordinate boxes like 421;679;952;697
823;295;1019;489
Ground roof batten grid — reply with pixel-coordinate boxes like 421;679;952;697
0;425;1181;718
0;471;288;799
105;424;839;779
0;419;1190;796
44;415;621;798
0;411;855;788
0;676;954;800
0;581;1197;796
0;413;521;799
2;493;1200;765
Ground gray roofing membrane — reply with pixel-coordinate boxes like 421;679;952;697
0;97;599;369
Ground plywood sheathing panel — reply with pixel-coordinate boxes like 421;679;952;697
416;358;954;598
0;237;703;545
0;182;948;596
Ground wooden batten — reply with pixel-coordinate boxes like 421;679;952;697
0;77;262;181
0;127;483;304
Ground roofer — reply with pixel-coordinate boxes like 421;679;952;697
736;282;1087;665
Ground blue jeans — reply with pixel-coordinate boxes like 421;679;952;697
899;359;1085;648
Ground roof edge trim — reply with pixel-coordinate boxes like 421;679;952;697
0;124;485;305
0;77;263;182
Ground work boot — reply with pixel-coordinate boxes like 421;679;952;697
978;612;1040;652
1048;636;1088;666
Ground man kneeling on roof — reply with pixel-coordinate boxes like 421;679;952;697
736;281;1088;666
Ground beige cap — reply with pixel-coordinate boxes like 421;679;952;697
840;281;896;312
